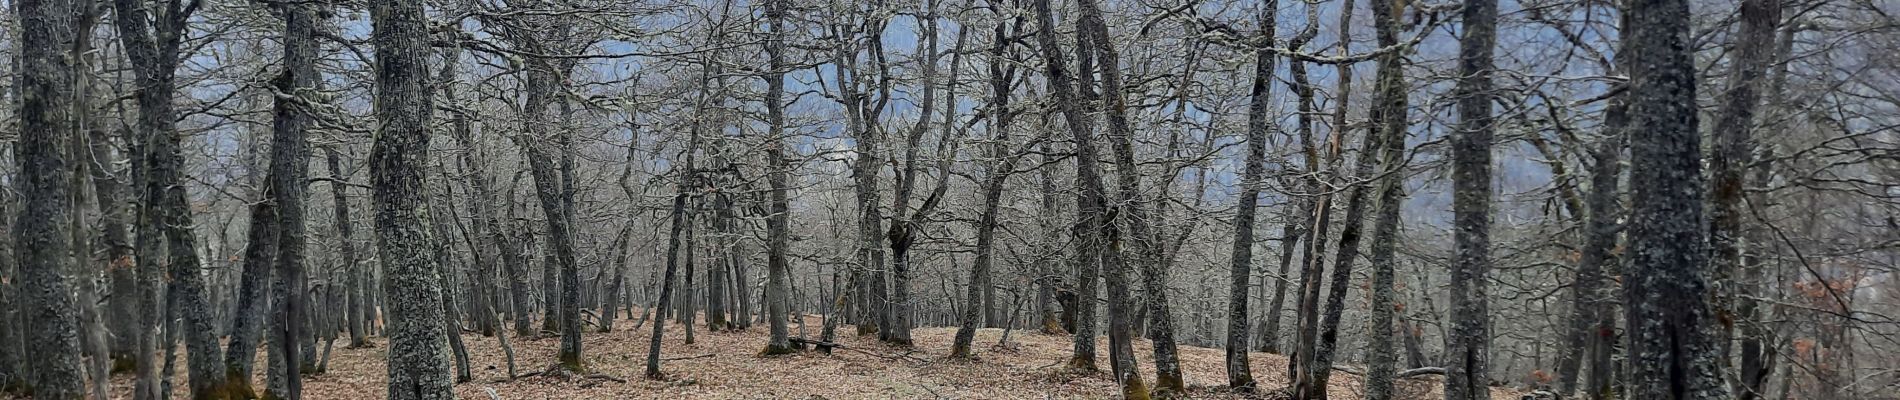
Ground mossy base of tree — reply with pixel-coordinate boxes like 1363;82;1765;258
1;379;27;397
220;369;259;400
556;359;587;374
1065;357;1098;373
1120;378;1152;400
1150;377;1186;400
1039;320;1067;335
947;344;974;359
759;343;800;356
112;356;138;374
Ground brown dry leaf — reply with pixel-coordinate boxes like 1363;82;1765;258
63;312;1526;399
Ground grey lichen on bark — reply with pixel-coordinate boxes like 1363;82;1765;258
368;0;455;398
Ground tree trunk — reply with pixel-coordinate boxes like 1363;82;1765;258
0;155;22;394
515;64;585;368
368;0;456;397
1359;1;1412;396
326;147;372;349
1033;0;1146;394
428;189;472;384
1707;0;1781;397
111;0;227;395
647;97;701;375
1296;4;1371;398
1286;19;1330;387
1622;0;1731;395
1446;0;1498;395
1295;107;1376;400
760;0;798;356
16;0;86;394
265;2;321;396
1077;0;1184;390
226;174;279;398
646;190;691;377
1224;3;1276;387
93;118;138;375
1257;217;1301;354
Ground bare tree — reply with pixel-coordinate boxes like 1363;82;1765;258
15;0;85;396
1446;0;1499;396
368;0;455;397
1622;0;1731;395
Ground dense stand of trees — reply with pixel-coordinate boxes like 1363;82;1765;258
1;0;1898;399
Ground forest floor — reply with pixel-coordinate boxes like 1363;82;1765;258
99;313;1526;399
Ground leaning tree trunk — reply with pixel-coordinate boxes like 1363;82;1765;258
516;61;585;369
1294;110;1377;400
646;110;700;376
1360;0;1412;397
16;0;86;395
1225;3;1276;387
1285;20;1330;385
1622;0;1731;395
368;0;456;397
645;192;691;377
226;170;279;397
1075;0;1185;391
112;0;227;395
266;2;321;396
954;11;1032;357
1031;0;1142;395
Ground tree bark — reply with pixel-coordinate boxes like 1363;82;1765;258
16;0;85;395
264;2;321;396
1360;1;1412;395
1706;0;1781;397
514;66;585;368
0;166;19;395
953;4;1033;356
368;0;455;397
112;0;228;396
1446;0;1498;395
759;0;799;356
1622;0;1731;395
1224;2;1276;387
1033;0;1150;395
1073;0;1183;393
226;173;278;399
93;116;138;375
325;148;371;348
646;191;692;376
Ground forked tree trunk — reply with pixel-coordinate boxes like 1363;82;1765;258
111;0;226;396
